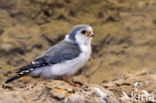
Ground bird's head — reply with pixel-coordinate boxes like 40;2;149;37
65;24;94;45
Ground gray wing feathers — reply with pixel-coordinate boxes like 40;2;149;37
34;40;81;64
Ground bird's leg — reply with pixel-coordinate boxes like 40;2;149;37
62;76;80;87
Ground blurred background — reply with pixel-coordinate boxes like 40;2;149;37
0;0;155;89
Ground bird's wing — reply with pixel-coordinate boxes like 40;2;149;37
16;41;81;73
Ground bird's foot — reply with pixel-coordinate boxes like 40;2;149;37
74;83;80;87
62;76;80;87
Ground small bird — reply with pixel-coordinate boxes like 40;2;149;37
5;24;94;85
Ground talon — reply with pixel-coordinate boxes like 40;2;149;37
62;76;80;87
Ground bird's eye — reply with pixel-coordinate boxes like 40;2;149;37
81;30;86;34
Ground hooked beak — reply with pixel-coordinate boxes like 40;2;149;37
90;33;94;37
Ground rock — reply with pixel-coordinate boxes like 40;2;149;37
0;80;119;103
103;72;156;103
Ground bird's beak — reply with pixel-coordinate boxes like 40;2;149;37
86;31;94;38
90;33;94;37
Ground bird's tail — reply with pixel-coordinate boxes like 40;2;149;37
4;63;35;83
5;62;39;83
4;74;21;83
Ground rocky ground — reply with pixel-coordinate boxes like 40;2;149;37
0;80;120;103
0;0;156;103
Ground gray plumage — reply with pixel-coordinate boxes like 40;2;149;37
34;41;81;64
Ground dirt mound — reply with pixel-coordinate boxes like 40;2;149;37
0;80;119;103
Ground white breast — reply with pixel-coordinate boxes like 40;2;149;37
50;44;91;77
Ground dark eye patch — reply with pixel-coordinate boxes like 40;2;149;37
81;30;86;34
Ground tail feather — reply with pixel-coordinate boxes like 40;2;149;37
4;74;21;83
5;61;44;83
5;63;36;83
